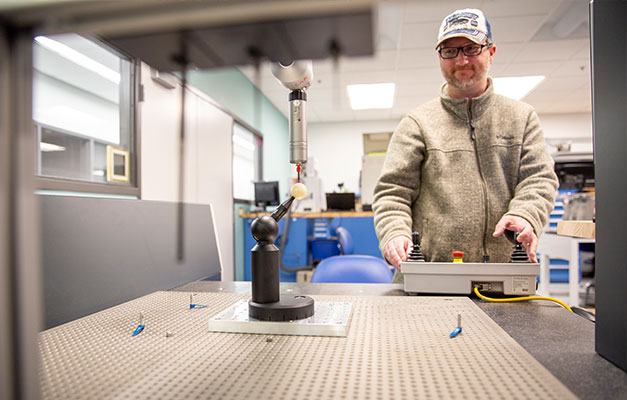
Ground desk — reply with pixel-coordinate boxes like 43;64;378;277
239;210;374;219
38;281;627;399
557;220;596;239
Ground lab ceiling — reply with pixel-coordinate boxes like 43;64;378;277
239;0;592;122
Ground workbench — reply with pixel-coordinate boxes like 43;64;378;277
38;281;627;399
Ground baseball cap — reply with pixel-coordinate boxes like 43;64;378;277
436;9;493;49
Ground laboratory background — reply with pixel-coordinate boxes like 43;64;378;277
1;0;625;399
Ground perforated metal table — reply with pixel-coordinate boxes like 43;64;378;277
176;281;627;400
38;281;627;399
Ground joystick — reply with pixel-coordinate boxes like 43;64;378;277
509;233;530;263
407;232;426;262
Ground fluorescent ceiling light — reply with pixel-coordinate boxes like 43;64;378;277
40;142;66;152
493;76;545;100
347;83;395;110
34;35;121;84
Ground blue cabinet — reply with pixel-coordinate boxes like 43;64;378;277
244;217;309;282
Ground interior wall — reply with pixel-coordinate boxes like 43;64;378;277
538;113;593;153
308;119;400;194
186;68;291;195
140;63;234;280
308;113;593;196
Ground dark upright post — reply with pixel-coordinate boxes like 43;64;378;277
250;215;280;304
590;0;627;371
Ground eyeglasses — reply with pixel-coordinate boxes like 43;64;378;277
438;44;491;59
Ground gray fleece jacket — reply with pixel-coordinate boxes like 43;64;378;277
373;78;558;263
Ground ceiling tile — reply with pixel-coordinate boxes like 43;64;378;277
524;85;591;110
309;94;353;110
481;0;561;18
539;100;591;114
311;58;340;74
513;39;589;63
395;67;443;84
397;48;439;69
309;109;354;122
399;21;440;50
523;88;565;102
498;61;562;77
307;86;346;102
395;82;442;99
340;70;397;85
489;15;549;43
488;64;509;77
394;97;433;113
490;42;524;64
352;109;393;121
551;59;590;77
572;43;591;59
402;0;476;23
536;75;588;91
336;50;398;72
529;0;589;42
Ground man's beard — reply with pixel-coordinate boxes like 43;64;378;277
442;63;489;89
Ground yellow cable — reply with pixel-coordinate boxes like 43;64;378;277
473;286;573;312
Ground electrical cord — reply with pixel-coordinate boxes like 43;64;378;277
473;286;573;312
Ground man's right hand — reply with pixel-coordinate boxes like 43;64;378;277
383;236;412;270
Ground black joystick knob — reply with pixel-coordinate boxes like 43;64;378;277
509;232;530;263
407;232;426;262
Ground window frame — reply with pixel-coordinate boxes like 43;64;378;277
34;35;141;197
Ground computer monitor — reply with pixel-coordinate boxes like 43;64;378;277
325;193;355;211
254;181;280;210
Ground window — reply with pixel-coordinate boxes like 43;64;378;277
232;122;261;202
33;33;137;194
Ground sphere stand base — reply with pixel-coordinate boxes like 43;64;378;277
249;295;314;321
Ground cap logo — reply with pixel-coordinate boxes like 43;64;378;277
444;12;480;32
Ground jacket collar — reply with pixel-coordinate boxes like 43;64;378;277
440;77;495;121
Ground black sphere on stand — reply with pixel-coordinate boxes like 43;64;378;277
249;197;314;321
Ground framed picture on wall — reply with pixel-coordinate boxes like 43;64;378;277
106;145;130;183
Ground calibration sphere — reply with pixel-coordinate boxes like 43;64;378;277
290;182;308;200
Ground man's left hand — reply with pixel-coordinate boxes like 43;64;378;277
493;215;538;263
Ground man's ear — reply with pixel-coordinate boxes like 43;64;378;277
489;45;496;62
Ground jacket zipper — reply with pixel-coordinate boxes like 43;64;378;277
467;99;489;260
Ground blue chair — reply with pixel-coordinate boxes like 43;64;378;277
311;227;392;283
335;226;354;255
311;255;393;283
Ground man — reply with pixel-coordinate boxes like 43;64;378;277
373;8;558;278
